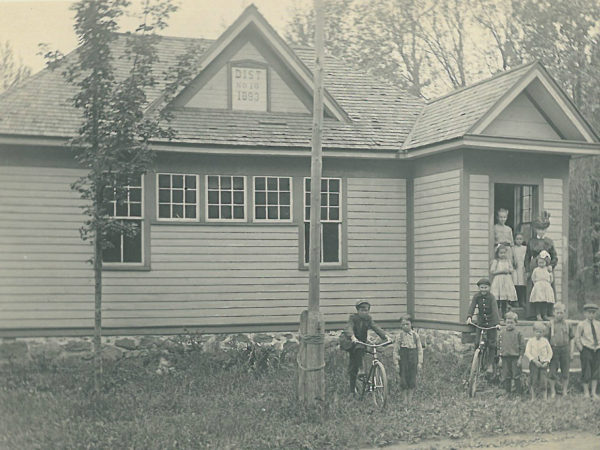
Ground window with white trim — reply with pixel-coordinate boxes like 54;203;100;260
304;177;342;264
206;175;246;220
103;175;143;264
157;173;199;220
253;176;292;221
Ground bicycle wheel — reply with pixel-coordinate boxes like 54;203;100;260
468;348;481;397
370;361;388;409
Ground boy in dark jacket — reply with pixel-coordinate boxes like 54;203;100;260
498;311;525;394
466;278;500;373
342;300;390;394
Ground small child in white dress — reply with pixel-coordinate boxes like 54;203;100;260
490;244;518;321
530;254;555;321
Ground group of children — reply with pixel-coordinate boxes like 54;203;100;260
492;209;557;322
342;295;600;401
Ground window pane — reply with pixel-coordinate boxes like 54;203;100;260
268;206;278;219
321;179;327;191
255;206;266;219
267;192;278;205
255;177;265;190
321;193;327;206
233;206;244;219
329;179;340;192
304;222;310;263
279;178;290;191
185;205;196;219
321;207;327;221
305;193;311;206
233;191;244;205
130;203;142;217
221;177;231;189
255;191;266;205
158;204;170;218
305;178;310;191
323;223;340;262
159;189;170;202
221;205;232;219
208;176;219;189
185;176;196;189
172;175;183;188
185;190;196;203
280;206;290;220
172;204;183;218
305;207;310;220
116;200;128;217
103;231;121;263
129;188;141;202
267;177;277;190
221;191;232;204
280;192;290;205
208;205;219;218
233;177;244;190
329;193;339;206
329;208;339;221
208;191;219;204
123;222;142;263
158;174;170;188
172;189;183;203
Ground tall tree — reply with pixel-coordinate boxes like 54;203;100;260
0;41;31;93
55;0;176;392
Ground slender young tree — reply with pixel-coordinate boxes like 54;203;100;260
55;0;176;392
0;40;31;93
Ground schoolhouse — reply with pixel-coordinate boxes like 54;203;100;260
1;5;599;337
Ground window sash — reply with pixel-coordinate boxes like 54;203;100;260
107;175;143;219
205;175;247;221
303;222;342;264
303;177;342;222
156;173;199;221
253;176;293;222
103;219;143;264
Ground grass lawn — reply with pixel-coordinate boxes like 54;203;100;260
1;342;600;449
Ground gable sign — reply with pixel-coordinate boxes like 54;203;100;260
231;65;267;111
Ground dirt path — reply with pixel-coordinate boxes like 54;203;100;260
370;431;600;449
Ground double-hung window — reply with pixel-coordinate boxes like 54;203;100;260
157;173;199;220
253;176;292;221
206;175;246;221
304;177;342;264
103;175;143;264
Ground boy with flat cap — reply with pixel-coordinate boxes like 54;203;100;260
340;300;390;394
466;278;500;373
575;303;600;398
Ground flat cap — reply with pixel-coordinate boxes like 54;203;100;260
477;278;491;286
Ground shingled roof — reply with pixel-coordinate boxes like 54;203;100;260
402;63;537;150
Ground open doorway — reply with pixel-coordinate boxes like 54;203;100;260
494;183;538;240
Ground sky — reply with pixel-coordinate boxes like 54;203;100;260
0;0;309;73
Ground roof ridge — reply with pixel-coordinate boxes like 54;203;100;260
426;61;537;105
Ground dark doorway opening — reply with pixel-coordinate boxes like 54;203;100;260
494;183;539;241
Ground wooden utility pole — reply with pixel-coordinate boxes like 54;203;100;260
298;0;326;405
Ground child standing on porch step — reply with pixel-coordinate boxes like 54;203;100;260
494;208;514;261
490;244;517;321
530;254;555;321
393;316;423;404
513;233;527;308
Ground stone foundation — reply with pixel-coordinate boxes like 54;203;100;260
0;328;469;369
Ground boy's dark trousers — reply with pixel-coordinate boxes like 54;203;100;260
515;286;526;308
348;345;365;393
501;355;521;393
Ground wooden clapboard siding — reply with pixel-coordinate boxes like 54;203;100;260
413;170;461;322
543;178;563;301
469;175;490;288
185;65;228;109
0;165;95;329
270;70;308;113
483;93;561;140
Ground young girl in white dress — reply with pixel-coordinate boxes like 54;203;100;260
494;208;514;261
490;244;518;321
530;253;555;321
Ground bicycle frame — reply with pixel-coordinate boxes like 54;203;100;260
355;339;392;408
467;323;499;397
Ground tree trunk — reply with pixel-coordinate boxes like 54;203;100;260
93;234;103;394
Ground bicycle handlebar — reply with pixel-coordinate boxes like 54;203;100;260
468;322;500;330
355;339;393;348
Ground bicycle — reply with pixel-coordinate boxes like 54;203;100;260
466;322;500;398
354;339;393;409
